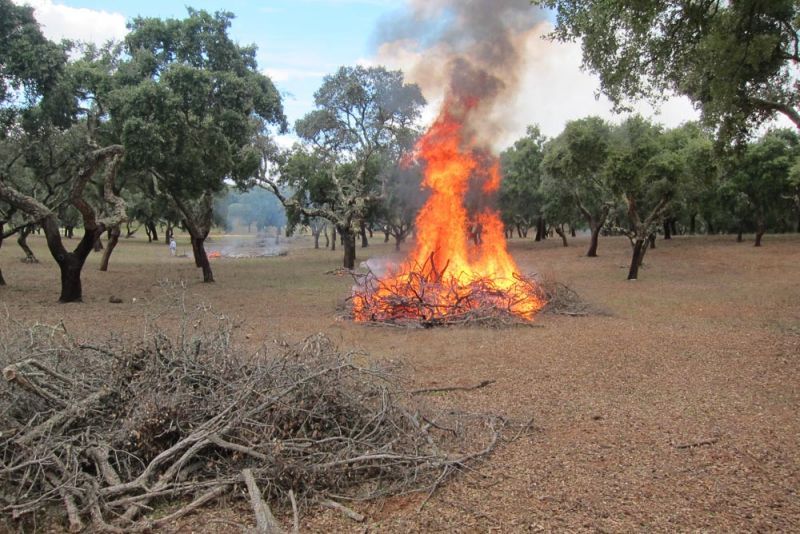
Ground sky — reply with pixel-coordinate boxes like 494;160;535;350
16;0;705;149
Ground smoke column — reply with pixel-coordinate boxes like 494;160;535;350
373;0;548;148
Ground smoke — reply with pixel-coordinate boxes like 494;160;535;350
373;0;549;149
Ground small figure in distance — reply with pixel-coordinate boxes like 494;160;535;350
169;237;177;256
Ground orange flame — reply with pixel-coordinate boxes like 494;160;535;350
353;101;543;323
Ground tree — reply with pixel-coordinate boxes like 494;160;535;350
260;66;425;269
500;126;547;240
111;9;286;282
541;116;614;256
722;129;797;246
604;117;682;280
379;162;425;251
538;0;800;139
0;2;129;301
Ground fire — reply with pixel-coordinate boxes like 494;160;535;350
352;101;544;324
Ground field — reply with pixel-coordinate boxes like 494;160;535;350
1;231;799;532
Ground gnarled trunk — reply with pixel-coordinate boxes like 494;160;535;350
663;220;671;239
41;217;97;303
147;221;158;242
99;224;120;271
627;238;646;280
17;225;38;263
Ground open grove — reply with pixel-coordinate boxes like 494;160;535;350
1;0;799;532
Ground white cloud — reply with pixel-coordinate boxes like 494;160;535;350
263;67;327;83
15;0;128;45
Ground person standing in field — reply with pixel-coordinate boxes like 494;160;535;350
169;237;177;256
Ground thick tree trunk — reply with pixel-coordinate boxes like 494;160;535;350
341;228;356;269
554;225;568;247
99;225;120;272
648;233;656;249
534;217;545;241
41;217;96;303
360;222;368;248
663;220;672;239
330;226;336;251
17;226;38;263
737;227;744;242
627;239;646;280
384;228;390;243
570;225;576;237
93;235;103;252
190;235;214;282
689;214;697;235
587;224;601;257
670;219;678;236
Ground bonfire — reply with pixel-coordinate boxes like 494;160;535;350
353;100;544;326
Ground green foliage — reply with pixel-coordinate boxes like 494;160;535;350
109;8;286;198
500;126;547;229
539;0;800;138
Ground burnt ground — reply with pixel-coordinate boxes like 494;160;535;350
1;231;798;532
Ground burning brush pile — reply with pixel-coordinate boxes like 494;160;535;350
351;0;556;327
352;103;545;327
0;298;501;531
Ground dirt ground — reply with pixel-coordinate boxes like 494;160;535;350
1;230;799;532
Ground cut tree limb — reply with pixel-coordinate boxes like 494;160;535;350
319;498;365;523
242;468;284;533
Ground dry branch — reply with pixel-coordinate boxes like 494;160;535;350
411;380;496;395
243;469;283;533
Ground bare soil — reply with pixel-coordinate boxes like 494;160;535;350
1;231;798;532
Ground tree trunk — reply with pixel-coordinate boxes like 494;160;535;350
670;218;678;236
0;222;6;286
330;226;336;251
147;221;158;242
99;224;120;272
648;233;656;249
17;225;38;263
360;222;368;248
534;217;545;241
190;235;214;282
41;217;96;303
689;213;697;235
341;228;356;269
707;221;715;235
313;230;321;249
384;228;390;243
324;227;330;248
570;224;576;237
93;235;103;252
587;223;601;257
754;220;765;247
627;239;646;280
737;227;743;242
165;222;173;244
554;225;568;247
663;220;671;239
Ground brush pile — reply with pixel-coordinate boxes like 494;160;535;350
0;302;500;532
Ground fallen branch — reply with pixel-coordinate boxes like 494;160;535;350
319;498;365;523
674;438;719;449
243;469;283;533
412;380;496;395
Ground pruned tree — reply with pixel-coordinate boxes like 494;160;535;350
259;66;425;269
111;8;286;282
541;116;614;256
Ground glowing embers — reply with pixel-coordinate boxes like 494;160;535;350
352;103;544;326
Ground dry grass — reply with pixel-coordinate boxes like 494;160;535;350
1;230;799;532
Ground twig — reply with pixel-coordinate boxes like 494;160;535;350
412;380;496;395
674;438;718;449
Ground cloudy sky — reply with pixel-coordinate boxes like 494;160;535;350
16;0;702;148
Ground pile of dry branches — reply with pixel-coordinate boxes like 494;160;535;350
0;303;500;532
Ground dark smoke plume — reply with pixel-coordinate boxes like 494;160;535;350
373;0;548;146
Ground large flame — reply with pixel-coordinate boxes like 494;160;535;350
353;101;544;324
